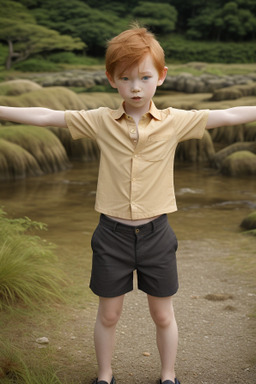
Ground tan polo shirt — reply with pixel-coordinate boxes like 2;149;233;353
65;101;209;219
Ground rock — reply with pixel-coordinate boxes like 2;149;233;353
185;78;198;93
36;337;49;344
212;142;256;169
220;150;256;176
11;70;256;94
161;76;177;90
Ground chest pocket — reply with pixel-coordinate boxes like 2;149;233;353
141;135;172;162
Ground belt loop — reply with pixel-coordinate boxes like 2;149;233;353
151;220;155;232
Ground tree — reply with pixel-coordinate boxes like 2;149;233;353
26;0;130;56
0;0;85;69
131;2;177;34
186;1;256;41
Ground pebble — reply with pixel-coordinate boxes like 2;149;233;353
143;352;151;356
36;337;49;345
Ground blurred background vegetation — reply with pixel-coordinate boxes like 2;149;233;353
1;0;256;72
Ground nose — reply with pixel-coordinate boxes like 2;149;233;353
131;80;141;92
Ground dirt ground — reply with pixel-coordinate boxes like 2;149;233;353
50;238;256;384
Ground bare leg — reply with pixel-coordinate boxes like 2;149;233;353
94;295;125;382
148;295;178;382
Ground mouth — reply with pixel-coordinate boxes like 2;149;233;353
132;96;142;101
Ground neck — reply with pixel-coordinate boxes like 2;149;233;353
124;101;151;123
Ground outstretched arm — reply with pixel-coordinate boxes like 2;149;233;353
0;106;67;128
206;106;256;129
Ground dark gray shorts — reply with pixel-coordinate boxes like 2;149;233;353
90;214;178;298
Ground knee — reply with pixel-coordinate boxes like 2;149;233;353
150;307;175;328
98;308;122;328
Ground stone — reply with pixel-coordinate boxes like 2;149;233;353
36;337;49;344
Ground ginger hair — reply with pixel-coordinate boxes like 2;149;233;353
105;25;165;78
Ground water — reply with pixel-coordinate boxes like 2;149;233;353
0;162;255;265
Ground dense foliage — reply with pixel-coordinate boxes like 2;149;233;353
0;0;256;68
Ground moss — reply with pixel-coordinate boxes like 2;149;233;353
78;92;121;109
47;126;99;161
220;150;256;176
0;139;42;180
176;130;215;162
240;211;256;230
0;87;85;110
0;80;42;96
211;83;256;101
0;126;71;180
209;125;245;145
212;142;256;168
244;123;256;142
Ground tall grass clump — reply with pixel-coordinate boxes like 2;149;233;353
0;341;68;384
0;209;67;310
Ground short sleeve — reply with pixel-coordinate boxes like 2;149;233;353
171;108;209;142
65;108;106;140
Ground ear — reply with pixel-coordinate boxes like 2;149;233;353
106;71;117;89
157;66;168;86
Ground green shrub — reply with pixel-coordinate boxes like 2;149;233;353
47;52;78;64
0;209;67;310
11;54;103;72
13;59;61;72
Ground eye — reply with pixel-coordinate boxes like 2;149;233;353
142;76;151;81
121;76;129;81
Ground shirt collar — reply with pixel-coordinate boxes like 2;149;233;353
111;100;162;121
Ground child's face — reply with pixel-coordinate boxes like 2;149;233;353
106;54;167;116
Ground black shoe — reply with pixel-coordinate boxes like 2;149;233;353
92;377;116;384
160;379;180;384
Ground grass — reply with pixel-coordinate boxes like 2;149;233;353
0;208;97;383
0;208;67;310
0;341;69;384
0;210;76;382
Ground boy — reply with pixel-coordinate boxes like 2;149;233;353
1;26;256;384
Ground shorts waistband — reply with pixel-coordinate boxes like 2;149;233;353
99;214;167;234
